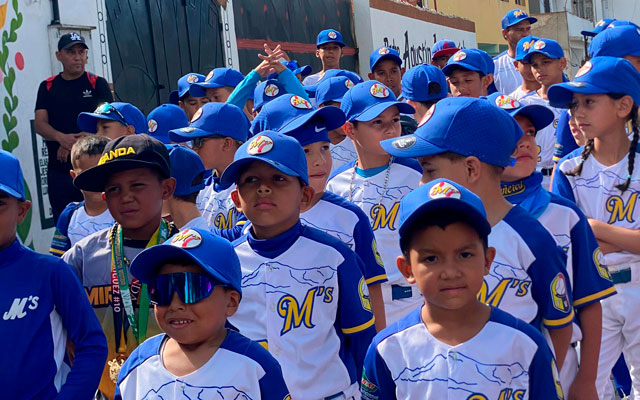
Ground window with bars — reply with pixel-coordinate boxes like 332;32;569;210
515;0;526;5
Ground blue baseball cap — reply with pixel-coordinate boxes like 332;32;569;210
581;18;616;37
380;97;523;167
169;73;206;104
168;145;207;196
303;69;363;97
548;56;640;108
189;68;244;98
501;9;537;29
267;60;312;80
253;80;287;112
515;35;539;61
485;93;554;132
401;64;448;102
0;150;25;201
341;80;414;122
169;102;250;143
251;94;345;135
442;49;495;76
431;40;460;59
131;227;243;295
370;46;403;71
315;76;355;106
78;102;148;134
398;178;491;240
589;25;640;58
147;104;189;144
522;38;565;62
608;20;640;29
316;29;345;47
219;131;308;189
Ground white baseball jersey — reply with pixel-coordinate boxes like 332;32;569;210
330;137;357;172
67;206;115;246
197;177;240;230
520;92;562;170
115;331;290;400
553;149;640;268
361;307;564;400
326;159;423;323
230;222;376;399
508;86;535;101
302;71;323;86
493;51;523;95
301;191;388;285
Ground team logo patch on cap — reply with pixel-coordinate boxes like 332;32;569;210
534;40;546;50
248;135;274;155
522;39;535;51
513;9;526;17
575;61;592;78
264;83;280;97
345;79;355;89
429;181;461;199
418;104;436;127
495;95;520;110
378;47;390;55
186;74;199;83
191;107;203;122
596;19;606;27
328;31;337;39
170;229;202;249
180;127;196;133
453;51;466;61
290;95;312;109
392;136;416;150
70;32;82;41
147;119;158;133
369;83;389;98
205;70;215;81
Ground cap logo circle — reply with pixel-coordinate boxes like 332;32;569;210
191;107;203;122
248;135;274;155
290;95;312;109
328;31;337;39
264;83;280;97
575;61;592;78
453;51;466;61
186;74;199;83
495;95;520;110
171;229;203;249
369;83;389;98
513;9;526;17
69;32;82;41
534;40;546;50
205;70;215;81
378;47;390;55
429;181;461;199
392;136;416;150
345;79;355;89
596;19;605;27
418;104;436;127
147;119;158;133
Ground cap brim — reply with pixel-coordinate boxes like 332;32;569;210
294;65;312;76
219;157;306;190
189;83;218;98
354;101;415;122
547;82;611;108
318;40;345;47
61;41;88;51
523;50;562;63
505;16;538;28
381;133;449;159
432;48;460;59
77;112;120;133
512;104;555;131
169;127;215;142
73;159;169;192
581;29;597;37
399;200;491;238
169;90;180;105
0;185;24;201
373;55;403;70
279;106;346;133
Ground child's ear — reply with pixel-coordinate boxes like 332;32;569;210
230;188;242;211
367;72;375;81
560;57;567;71
126;125;136;135
69;169;77;179
463;156;483;183
397;255;416;284
17;201;32;224
343;121;356;141
299;185;315;210
484;246;496;276
225;289;241;317
617;95;634;119
481;74;494;91
161;177;176;200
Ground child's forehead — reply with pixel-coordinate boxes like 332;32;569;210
373;59;401;73
105;167;161;184
410;221;482;247
448;69;481;80
529;53;559;63
96;119;125;127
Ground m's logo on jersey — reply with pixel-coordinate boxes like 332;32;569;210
551;273;570;312
477;279;531;307
465;389;526;400
277;287;333;335
264;83;280;97
214;209;235;230
370;202;400;231
606;193;638;224
3;296;39;320
593;248;612;281
359;278;372;312
369;83;389;98
248;135;274;155
148;119;158;133
502;181;525;197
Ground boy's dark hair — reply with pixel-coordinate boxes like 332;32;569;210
174;192;199;204
70;135;110;169
400;210;488;257
438;152;505;177
446;66;485;78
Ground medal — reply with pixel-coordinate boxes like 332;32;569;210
108;354;126;383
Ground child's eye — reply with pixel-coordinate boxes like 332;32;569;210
321;145;330;151
105;186;119;194
392;117;401;123
242;176;258;184
304;148;310;154
525;129;536;137
460;252;473;259
423;255;437;263
274;175;286;181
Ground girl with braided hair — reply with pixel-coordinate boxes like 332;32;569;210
550;56;640;400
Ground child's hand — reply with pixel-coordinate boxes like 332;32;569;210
567;374;598;400
254;59;273;78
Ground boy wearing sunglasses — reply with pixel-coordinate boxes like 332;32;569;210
114;227;289;399
78;102;147;140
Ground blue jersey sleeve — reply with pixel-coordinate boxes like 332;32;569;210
258;356;290;400
277;68;310;100
361;343;396;400
551;157;578;204
528;340;565;399
553;110;577;163
226;70;261;110
352;208;388;285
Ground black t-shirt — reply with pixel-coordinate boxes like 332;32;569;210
35;72;113;169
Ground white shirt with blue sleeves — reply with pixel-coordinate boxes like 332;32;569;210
115;330;290;400
493;51;522;95
361;307;564;400
197;177;242;230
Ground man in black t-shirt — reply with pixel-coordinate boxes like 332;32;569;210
35;32;113;223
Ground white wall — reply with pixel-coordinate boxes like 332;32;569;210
606;0;640;24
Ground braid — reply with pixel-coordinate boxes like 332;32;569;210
616;105;639;192
565;139;594;177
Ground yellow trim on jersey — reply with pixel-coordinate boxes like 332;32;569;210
365;274;387;285
49;247;65;255
257;340;268;350
342;317;375;334
542;309;575;328
552;156;561;162
573;286;617;308
236;220;247;226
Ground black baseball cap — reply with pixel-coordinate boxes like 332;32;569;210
57;32;88;51
74;134;171;192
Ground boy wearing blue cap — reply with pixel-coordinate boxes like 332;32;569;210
217;131;376;398
492;92;616;399
326;80;423;324
303;29;345;85
190;67;245;104
589;24;640;72
509;36;541;100
63;134;178;399
381;96;574;371
169;73;209;120
77;102;148;139
50;135;114;256
114;227;289;399
0;149;108;399
494;9;537;95
360;178;564;400
170;102;249;233
430;39;459;69
146;104;189;144
369;46;404;98
401;64;448;123
443;48;495;98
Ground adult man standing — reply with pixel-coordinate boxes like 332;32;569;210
493;10;537;94
302;29;345;86
35;32;113;223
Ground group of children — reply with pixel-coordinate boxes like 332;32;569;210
4;10;640;400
